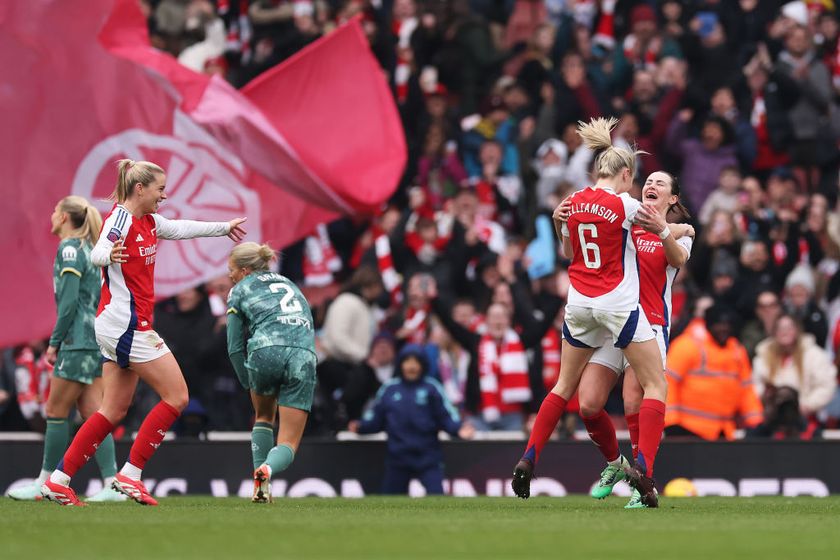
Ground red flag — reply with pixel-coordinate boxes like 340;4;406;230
0;0;405;347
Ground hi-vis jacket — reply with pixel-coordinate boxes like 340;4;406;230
665;319;764;440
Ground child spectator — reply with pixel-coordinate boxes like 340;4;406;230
699;165;743;225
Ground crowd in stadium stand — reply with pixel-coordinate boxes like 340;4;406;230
2;0;840;443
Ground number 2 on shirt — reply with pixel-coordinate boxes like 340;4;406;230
578;223;601;269
269;282;303;313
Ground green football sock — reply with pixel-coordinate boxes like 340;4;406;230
251;422;274;469
94;433;118;479
42;417;70;472
265;444;295;474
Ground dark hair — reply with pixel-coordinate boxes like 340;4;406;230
662;172;691;220
349;265;383;291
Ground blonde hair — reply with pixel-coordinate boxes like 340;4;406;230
110;159;165;203
766;314;805;385
576;117;646;179
58;196;103;246
230;242;275;272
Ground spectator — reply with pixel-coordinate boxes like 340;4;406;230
708;86;757;169
775;24;836;189
741;44;799;178
348;344;474;495
532;138;570;212
742;291;785;359
317;265;385;427
752;314;837;438
666;110;739;214
699;166;743;225
609;3;682;94
154;287;221;434
665;305;764;440
783;264;829;347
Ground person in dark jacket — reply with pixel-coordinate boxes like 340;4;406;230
349;344;474;495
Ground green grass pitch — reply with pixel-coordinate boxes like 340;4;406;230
3;496;839;559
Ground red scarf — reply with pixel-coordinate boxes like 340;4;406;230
541;328;561;390
477;329;531;421
302;223;341;287
622;34;658;70
374;228;403;307
400;305;429;345
392;17;417;103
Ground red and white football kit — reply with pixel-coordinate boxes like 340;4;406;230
90;204;230;367
591;226;693;372
560;187;654;349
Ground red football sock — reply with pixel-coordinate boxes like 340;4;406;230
128;401;180;469
522;393;567;465
637;399;666;477
581;410;619;462
58;412;114;477
625;413;640;461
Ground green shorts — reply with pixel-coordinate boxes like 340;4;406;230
241;346;317;412
53;349;102;385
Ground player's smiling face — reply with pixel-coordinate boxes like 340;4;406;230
139;173;167;214
642;172;677;215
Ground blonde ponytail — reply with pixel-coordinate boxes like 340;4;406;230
59;196;103;247
110;159;165;203
231;242;275;272
577;117;646;179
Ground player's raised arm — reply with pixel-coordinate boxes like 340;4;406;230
153;213;247;241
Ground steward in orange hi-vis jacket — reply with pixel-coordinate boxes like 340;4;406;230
665;306;763;440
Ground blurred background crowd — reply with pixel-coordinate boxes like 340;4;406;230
1;0;840;443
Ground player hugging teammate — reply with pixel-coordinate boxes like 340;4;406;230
511;118;694;508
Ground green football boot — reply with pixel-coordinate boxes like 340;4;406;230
590;455;630;499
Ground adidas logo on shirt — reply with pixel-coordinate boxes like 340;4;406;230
136;234;144;242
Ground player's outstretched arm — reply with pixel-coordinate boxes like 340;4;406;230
153;214;247;241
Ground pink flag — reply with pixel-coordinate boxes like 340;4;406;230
0;0;405;347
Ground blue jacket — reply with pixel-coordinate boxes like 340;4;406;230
357;345;462;468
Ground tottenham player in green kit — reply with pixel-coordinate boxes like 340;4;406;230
8;196;124;502
226;242;317;503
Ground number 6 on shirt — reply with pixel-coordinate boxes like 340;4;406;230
578;223;601;269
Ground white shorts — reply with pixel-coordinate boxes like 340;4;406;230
589;324;668;374
562;305;655;350
97;328;171;368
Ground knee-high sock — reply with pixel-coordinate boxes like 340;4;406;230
522;393;567;465
251;422;274;469
581;410;619;462
637;399;666;477
265;444;295;474
128;401;180;471
42;417;70;473
625;413;640;461
56;413;113;479
94;433;118;479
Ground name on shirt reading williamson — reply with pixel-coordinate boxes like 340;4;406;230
262;275;311;330
568;202;620;223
